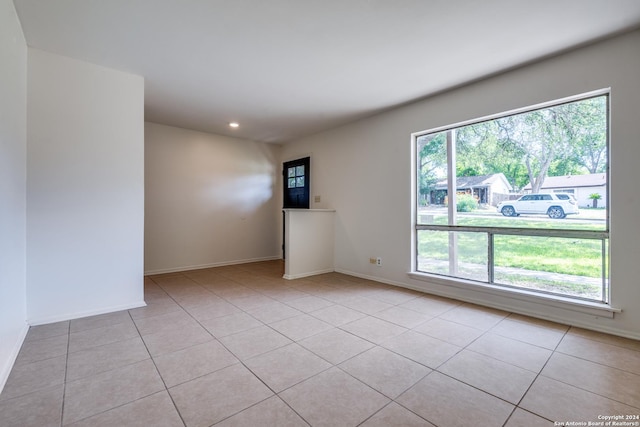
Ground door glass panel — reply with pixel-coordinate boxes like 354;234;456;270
288;167;296;178
296;166;305;176
288;178;296;188
296;176;305;187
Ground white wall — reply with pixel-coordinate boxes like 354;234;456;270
145;123;281;274
284;210;335;279
0;0;28;391
27;49;145;324
281;30;640;339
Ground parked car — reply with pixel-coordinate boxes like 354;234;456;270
497;193;579;219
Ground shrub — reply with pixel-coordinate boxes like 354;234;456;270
456;194;478;212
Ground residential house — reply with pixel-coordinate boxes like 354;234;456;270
431;173;513;206
524;173;607;208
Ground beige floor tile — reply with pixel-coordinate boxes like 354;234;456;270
399;295;461;316
382;331;461;368
0;385;63;427
24;321;69;342
491;317;567;349
340;346;431;399
280;367;390;427
298;328;374;365
211;285;258;299
70;310;132;333
413;317;484;347
215;395;307;427
244;343;331;392
284;295;334;312
308;304;366;326
438;349;536;403
339;297;393;315
367;288;421;305
200;312;263;338
520;376;638;424
361;402;435;427
246;301;302;324
557;334;640;374
15;334;68;366
311;287;360;304
128;299;183;320
269;314;333;341
142;321;213;356
504;408;553;427
69;391;183;427
397;371;514;427
438;303;509;330
373;306;432;328
184;300;241;322
507;313;569;332
133;309;196;336
7;261;640;427
467;333;552;372
68;320;139;353
0;355;66;401
260;287;309;302
63;359;165;425
227;294;276;311
567;327;640;352
66;336;150;381
174;292;224;309
341;316;408;344
169;364;273;427
219;325;292;360
541;352;640;408
153;340;238;388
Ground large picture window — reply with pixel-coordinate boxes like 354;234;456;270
413;91;609;303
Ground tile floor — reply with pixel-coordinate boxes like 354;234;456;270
1;260;639;426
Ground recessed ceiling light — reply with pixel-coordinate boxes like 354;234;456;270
229;122;239;128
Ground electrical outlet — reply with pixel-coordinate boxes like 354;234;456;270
376;257;382;266
314;195;321;203
369;257;376;264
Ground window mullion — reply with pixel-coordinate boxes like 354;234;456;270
447;130;457;276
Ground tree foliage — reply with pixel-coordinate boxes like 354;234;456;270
417;95;607;198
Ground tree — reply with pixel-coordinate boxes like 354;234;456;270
456;121;528;189
492;102;587;193
570;97;607;174
417;133;446;204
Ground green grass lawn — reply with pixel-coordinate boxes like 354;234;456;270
418;217;605;278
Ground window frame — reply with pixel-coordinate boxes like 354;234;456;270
410;89;613;310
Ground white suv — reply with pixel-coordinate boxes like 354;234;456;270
497;193;579;219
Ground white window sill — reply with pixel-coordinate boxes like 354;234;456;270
407;271;620;319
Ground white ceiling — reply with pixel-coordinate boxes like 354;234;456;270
13;0;640;143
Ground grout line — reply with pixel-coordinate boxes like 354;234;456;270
59;320;71;427
127;303;188;427
8;261;635;426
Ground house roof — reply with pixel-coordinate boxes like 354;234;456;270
435;173;513;191
523;173;606;190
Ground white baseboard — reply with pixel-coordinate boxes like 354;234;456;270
0;322;29;394
144;256;281;276
335;268;640;342
283;268;334;280
28;300;147;326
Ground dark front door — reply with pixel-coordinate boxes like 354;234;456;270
283;157;310;209
282;157;310;259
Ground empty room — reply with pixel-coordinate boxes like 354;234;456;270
1;1;640;426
